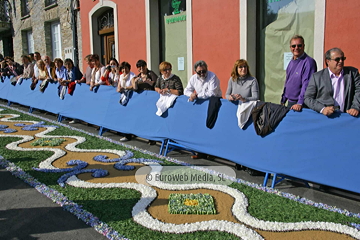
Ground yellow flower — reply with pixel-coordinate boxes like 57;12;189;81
184;199;199;206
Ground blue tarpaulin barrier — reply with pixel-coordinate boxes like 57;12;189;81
1;77;359;193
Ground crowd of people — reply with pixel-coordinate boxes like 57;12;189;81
1;34;360;161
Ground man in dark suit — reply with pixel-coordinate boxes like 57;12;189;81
304;48;360;117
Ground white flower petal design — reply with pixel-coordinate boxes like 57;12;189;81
66;174;262;240
66;163;360;239
1;109;359;239
0;113;127;169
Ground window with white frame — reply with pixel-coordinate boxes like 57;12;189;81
26;30;34;54
51;21;62;59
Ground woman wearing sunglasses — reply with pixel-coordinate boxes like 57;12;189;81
225;59;259;102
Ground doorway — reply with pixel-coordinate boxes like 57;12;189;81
97;8;115;65
101;33;115;65
149;0;188;85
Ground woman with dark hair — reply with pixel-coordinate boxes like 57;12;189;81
102;57;121;86
54;58;68;83
117;61;135;93
1;57;23;78
131;59;157;91
226;59;259;102
64;58;83;83
63;58;83;123
117;61;136;142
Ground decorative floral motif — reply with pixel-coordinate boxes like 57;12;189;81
34;159;109;187
64;165;360;239
93;151;134;163
57;168;108;187
0;156;127;240
31;137;66;147
1;106;360;240
351;222;360;230
33;159;88;173
169;193;216;215
184;199;199;206
113;158;163;171
14;121;59;131
0;124;17;133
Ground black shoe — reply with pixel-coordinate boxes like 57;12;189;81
245;167;264;176
191;153;206;159
235;164;245;170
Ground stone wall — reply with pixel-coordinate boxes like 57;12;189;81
10;0;80;65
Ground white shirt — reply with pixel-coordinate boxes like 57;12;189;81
119;72;135;88
184;71;222;99
33;64;38;77
46;65;52;79
109;72;120;86
91;66;106;85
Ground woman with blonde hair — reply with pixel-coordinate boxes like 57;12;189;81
32;60;51;91
154;61;183;96
225;59;259;102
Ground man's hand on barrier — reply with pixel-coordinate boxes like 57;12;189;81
347;108;359;117
290;104;302;111
189;92;197;102
322;106;335;116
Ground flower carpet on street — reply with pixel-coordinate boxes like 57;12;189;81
0;105;359;240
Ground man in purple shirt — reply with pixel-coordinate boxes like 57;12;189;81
281;35;317;111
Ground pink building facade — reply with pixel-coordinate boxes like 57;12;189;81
79;0;360;101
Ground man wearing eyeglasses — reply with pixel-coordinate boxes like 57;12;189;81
304;48;360;117
184;60;222;101
184;60;222;159
281;35;317;111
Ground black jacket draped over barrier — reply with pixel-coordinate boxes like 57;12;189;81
251;101;289;137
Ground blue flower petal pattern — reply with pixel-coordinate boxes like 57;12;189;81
93;150;134;163
114;158;163;171
0;124;17;133
33;159;88;173
14;121;59;131
33;159;108;187
57;168;108;187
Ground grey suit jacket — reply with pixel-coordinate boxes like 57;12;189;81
304;67;360;113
